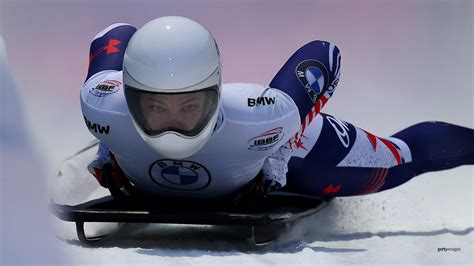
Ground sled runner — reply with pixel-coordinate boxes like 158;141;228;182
51;191;329;247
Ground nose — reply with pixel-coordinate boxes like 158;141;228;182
163;113;186;129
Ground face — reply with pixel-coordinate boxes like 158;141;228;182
140;92;207;133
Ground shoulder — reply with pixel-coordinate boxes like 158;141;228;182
80;70;127;114
80;70;137;143
221;83;300;123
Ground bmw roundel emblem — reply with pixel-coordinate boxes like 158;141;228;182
149;160;211;191
305;66;325;94
296;60;329;103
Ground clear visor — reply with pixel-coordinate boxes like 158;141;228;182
125;85;219;137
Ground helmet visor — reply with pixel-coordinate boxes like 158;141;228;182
125;85;219;137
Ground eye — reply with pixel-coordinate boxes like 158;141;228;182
150;105;166;112
182;104;198;112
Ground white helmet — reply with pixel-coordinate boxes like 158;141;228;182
123;16;221;159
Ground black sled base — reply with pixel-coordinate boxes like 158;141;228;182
51;192;329;247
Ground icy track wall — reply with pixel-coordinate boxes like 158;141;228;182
0;36;65;264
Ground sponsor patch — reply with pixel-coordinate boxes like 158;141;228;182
149;160;211;191
89;79;121;97
248;127;284;151
295;60;329;103
326;116;350;148
83;116;110;134
248;97;275;107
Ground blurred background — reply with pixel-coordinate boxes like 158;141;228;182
1;0;472;172
1;0;472;263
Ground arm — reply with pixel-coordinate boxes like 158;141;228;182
261;40;342;191
270;40;341;150
82;23;136;187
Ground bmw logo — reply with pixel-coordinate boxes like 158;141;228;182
305;66;325;94
296;60;329;103
149;160;211;191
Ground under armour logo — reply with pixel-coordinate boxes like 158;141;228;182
89;39;121;65
323;184;341;195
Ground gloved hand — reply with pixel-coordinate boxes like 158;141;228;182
230;170;284;207
87;142;124;189
255;179;282;195
260;156;288;193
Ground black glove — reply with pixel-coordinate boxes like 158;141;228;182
230;172;282;207
255;179;282;195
